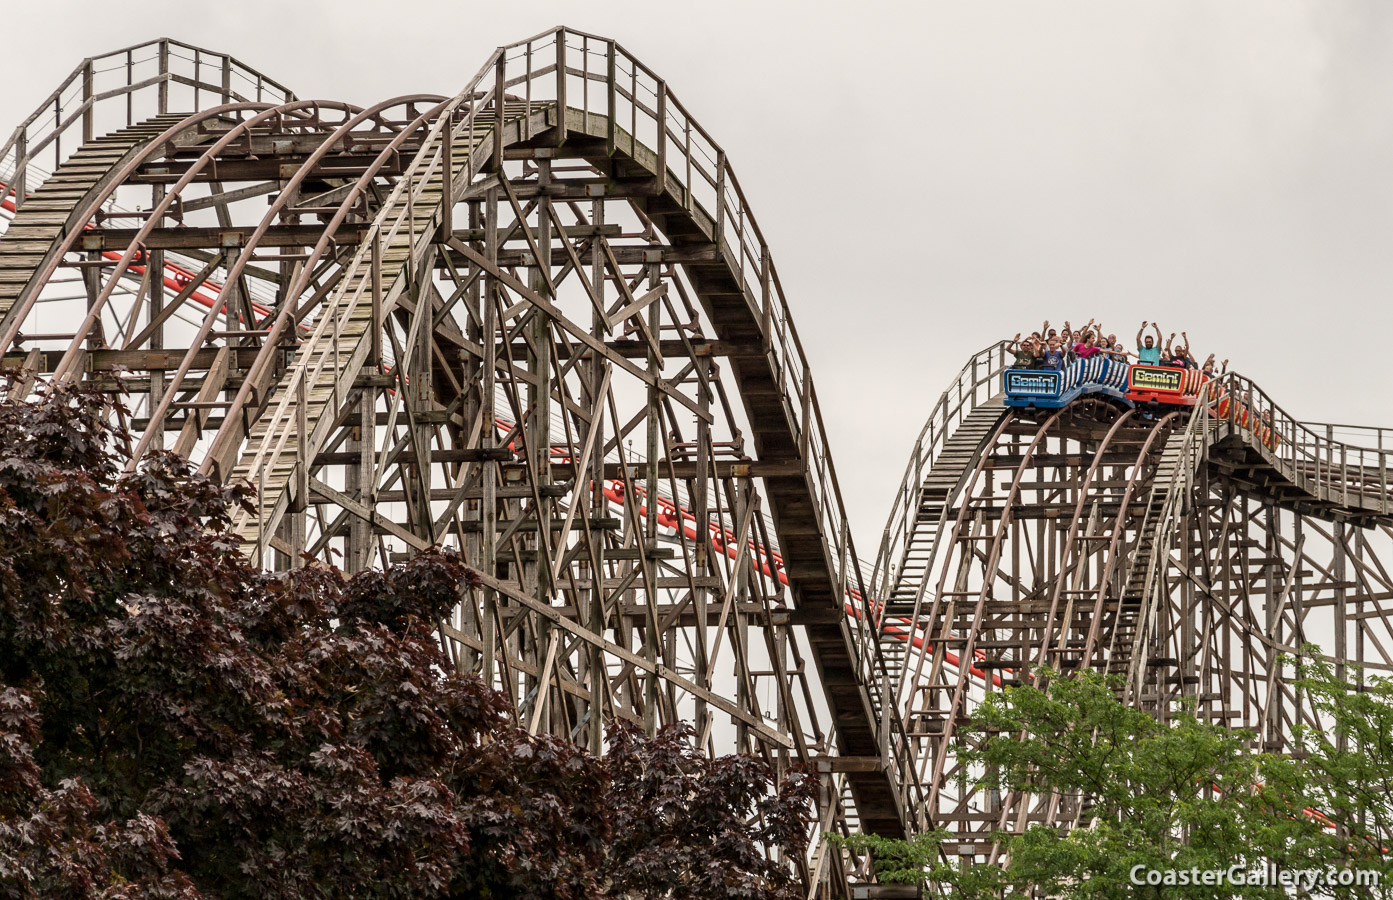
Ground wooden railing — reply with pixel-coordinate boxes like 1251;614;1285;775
482;25;931;839
1208;372;1392;517
1124;398;1210;698
0;39;294;211
870;341;1011;603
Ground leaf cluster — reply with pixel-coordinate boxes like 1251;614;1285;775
0;383;813;899
840;668;1393;899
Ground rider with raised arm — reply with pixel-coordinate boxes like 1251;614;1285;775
1073;329;1102;360
1160;332;1183;366
1172;331;1196;368
1097;324;1130;363
1136;320;1162;364
1009;333;1037;368
1101;341;1131;362
1067;319;1093;363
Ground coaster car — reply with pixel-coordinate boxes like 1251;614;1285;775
1003;355;1132;409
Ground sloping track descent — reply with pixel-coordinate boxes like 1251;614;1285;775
872;344;1393;857
0;30;918;894
3;32;1392;894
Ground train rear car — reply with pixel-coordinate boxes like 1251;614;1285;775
1126;364;1205;407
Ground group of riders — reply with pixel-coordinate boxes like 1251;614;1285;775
1008;320;1227;377
1006;319;1279;449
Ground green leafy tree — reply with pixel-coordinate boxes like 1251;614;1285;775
967;671;1325;898
1290;654;1393;879
836;668;1393;898
0;382;812;899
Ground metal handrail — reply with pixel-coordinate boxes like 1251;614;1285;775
870;341;1011;603
1209;371;1391;517
0;39;294;212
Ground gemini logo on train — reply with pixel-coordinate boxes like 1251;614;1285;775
1129;365;1183;393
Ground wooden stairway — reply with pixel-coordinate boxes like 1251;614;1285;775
225;106;537;545
872;399;1005;718
0;115;190;344
1107;426;1190;677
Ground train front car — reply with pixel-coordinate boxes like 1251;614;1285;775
1003;355;1132;409
1126;364;1205;408
1003;367;1065;408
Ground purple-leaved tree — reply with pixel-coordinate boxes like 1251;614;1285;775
0;382;812;899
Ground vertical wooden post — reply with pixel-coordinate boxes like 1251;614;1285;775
370;237;382;366
1334;520;1348;704
345;390;371;573
642;241;661;737
714;151;726;244
14;131;26;211
147;183;166;448
1263;504;1278;747
480;186;499;689
81;60;94;144
158;40;170;114
585;197;608;752
605;42;617;156
493;55;506;174
654;81;667;194
554;32;568;144
441;123;453;237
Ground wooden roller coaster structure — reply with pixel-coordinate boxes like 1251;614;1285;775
1;30;1390;897
872;345;1393;864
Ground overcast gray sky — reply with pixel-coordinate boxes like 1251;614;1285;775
3;0;1391;543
